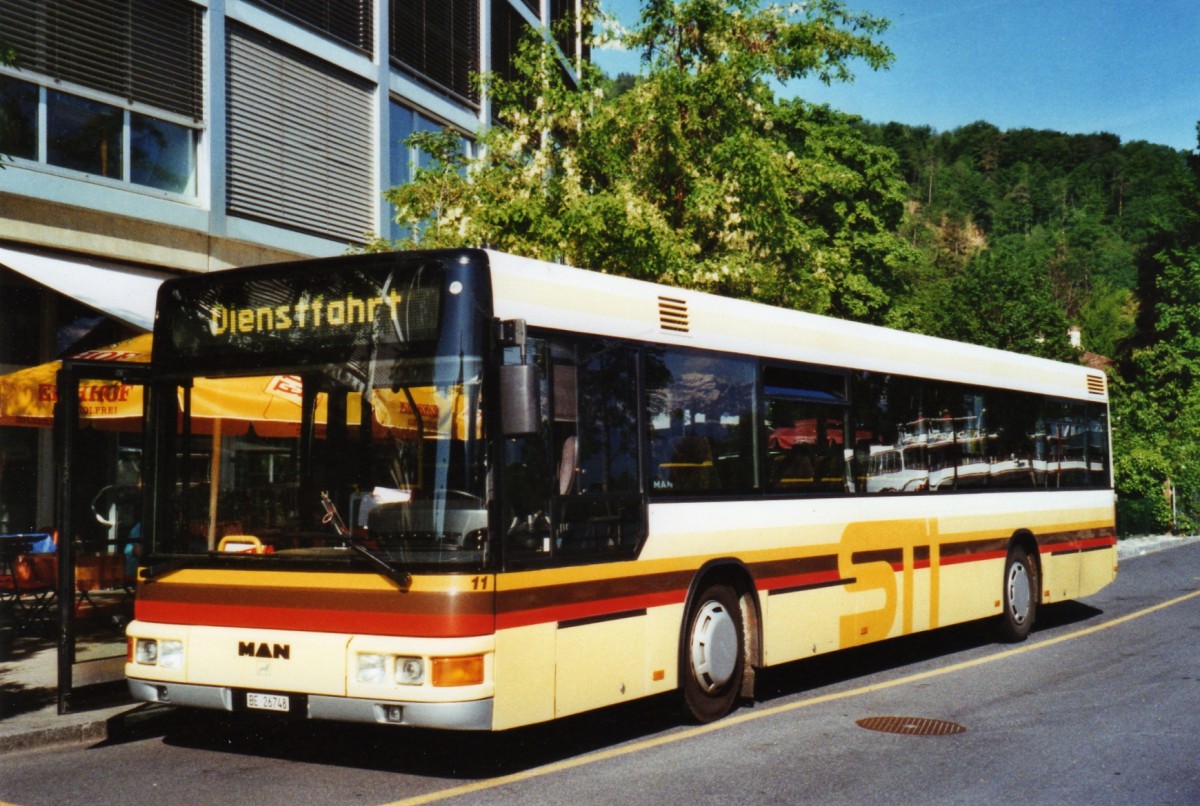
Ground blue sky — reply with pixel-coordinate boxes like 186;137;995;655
592;0;1200;151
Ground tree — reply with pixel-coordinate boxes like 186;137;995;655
1113;245;1200;532
1110;123;1200;532
940;233;1071;360
375;1;914;322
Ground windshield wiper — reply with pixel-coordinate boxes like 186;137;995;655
347;540;412;588
321;491;411;588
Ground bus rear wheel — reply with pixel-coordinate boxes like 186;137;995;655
681;583;744;723
997;545;1038;642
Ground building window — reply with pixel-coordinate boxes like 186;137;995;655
1;74;198;195
131;113;196;195
390;0;480;105
0;74;37;160
47;90;124;179
550;0;580;63
0;0;205;121
248;0;374;54
490;0;526;86
0;0;203;194
387;101;473;241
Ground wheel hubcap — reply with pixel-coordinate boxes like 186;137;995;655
690;600;738;693
1007;561;1031;624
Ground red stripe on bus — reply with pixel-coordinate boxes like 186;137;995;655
759;569;845;592
1078;534;1117;550
136;601;495;637
496;589;682;629
940;549;1007;567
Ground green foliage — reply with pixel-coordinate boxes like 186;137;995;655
1112;244;1200;532
376;0;913;322
1078;281;1137;360
939;233;1071;359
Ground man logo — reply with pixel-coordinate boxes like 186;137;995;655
238;641;290;660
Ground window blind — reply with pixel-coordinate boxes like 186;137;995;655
226;24;374;244
490;0;525;86
0;0;203;120
390;0;480;104
247;0;373;54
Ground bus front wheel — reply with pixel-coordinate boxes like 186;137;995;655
681;583;744;723
998;545;1038;642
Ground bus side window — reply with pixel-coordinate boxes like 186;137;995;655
645;348;758;496
553;339;643;557
763;366;850;495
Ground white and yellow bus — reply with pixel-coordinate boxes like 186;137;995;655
126;249;1116;729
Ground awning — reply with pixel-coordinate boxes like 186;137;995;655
0;245;173;331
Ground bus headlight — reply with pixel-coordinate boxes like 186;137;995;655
134;638;185;668
159;640;185;670
394;656;425;685
356;653;386;684
135;638;159;665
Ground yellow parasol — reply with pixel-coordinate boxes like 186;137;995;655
0;334;466;437
0;334;151;428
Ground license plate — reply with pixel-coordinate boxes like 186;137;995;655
246;692;290;712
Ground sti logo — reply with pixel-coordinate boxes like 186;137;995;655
238;641;290;660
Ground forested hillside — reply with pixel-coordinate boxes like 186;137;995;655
861;121;1194;360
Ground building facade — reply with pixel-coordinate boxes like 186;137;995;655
0;0;586;530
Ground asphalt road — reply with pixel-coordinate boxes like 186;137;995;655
2;542;1198;806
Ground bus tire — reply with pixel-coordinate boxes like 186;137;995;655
681;583;744;723
997;545;1037;642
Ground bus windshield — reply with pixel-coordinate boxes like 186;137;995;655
145;253;491;572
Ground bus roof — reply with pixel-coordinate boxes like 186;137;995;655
484;250;1107;404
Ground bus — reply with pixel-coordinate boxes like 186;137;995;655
125;249;1117;729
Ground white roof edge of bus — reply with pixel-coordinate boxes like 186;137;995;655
482;250;1106;403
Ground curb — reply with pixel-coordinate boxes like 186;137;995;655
0;703;176;755
1117;534;1200;560
0;718;111;754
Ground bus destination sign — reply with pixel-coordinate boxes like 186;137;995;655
157;259;445;367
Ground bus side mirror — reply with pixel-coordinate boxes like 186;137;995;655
501;363;540;436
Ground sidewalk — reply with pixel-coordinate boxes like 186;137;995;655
0;632;172;753
1;534;1197;755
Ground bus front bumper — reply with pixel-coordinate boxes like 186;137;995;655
127;678;494;731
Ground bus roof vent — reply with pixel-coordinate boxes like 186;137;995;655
1086;373;1106;396
658;296;689;333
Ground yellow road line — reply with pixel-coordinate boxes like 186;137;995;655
390;588;1200;805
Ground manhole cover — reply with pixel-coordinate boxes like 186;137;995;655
855;716;966;736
